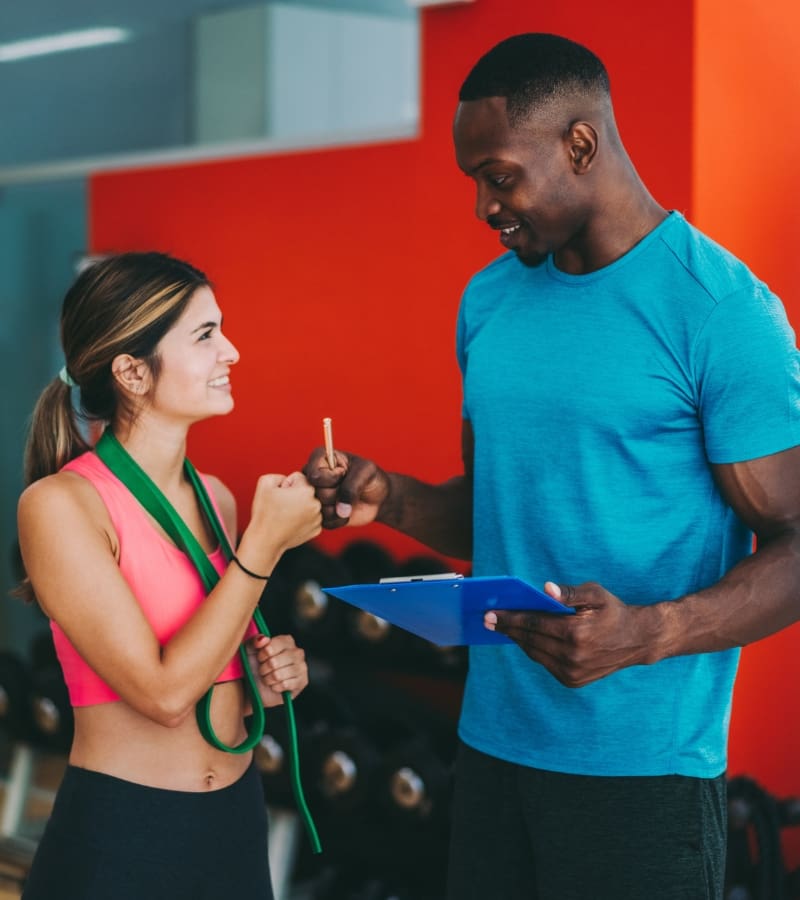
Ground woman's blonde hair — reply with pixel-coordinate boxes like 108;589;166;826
16;252;209;602
24;251;209;485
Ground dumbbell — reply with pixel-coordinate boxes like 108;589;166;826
28;633;73;755
339;540;397;585
779;796;800;827
254;681;336;809
725;776;784;900
29;673;73;755
378;735;453;834
338;541;425;664
269;544;351;658
313;725;382;817
259;544;350;656
0;652;34;742
253;712;296;809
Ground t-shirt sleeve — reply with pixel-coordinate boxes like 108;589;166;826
696;283;800;463
455;287;470;421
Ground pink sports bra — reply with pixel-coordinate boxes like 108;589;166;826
52;451;252;707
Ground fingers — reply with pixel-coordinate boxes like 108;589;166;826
254;634;308;692
544;581;562;600
306;450;387;529
483;580;575;634
251;468;323;547
320;500;351;529
302;450;352;528
283;471;313;488
482;582;640;688
258;473;287;489
485;608;567;638
256;471;316;493
543;581;581;607
304;447;347;488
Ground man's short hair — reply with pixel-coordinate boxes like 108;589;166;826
459;33;610;125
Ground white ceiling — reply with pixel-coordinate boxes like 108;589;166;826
0;0;417;176
0;0;413;44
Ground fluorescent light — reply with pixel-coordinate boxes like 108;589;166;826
405;0;474;6
0;28;130;63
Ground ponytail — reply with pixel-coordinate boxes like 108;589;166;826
15;377;91;604
23;377;91;486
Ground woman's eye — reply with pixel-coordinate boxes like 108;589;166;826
198;329;214;341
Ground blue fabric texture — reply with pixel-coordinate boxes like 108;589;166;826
455;211;800;777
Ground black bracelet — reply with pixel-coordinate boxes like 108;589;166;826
231;555;270;581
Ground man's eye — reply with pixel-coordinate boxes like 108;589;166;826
489;175;509;187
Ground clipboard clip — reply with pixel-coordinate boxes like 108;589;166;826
379;572;463;584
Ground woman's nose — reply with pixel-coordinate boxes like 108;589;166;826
221;334;240;365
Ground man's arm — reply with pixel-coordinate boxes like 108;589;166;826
649;444;800;657
375;420;474;559
489;443;800;687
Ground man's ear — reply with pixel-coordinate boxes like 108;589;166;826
567;121;598;173
111;354;151;396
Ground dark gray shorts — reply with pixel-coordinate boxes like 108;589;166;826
447;741;726;900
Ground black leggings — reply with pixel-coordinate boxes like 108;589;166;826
23;763;274;900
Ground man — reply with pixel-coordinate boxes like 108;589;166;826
305;34;800;899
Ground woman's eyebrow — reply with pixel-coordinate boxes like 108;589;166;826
190;320;218;334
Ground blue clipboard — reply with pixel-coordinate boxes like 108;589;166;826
322;575;574;646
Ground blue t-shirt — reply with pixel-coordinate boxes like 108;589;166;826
456;212;800;777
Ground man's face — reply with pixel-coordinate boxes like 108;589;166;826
453;97;587;267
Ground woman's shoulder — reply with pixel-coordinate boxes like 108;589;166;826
18;465;116;543
20;467;91;509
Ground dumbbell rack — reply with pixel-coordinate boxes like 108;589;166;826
0;740;62;892
258;542;467;899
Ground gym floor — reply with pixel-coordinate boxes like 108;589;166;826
0;749;65;900
0;872;22;899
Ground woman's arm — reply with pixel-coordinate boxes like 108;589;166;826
18;469;320;727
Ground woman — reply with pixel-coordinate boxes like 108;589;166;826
16;252;322;898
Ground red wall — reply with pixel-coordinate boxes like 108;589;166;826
693;0;800;864
90;0;798;866
90;0;693;566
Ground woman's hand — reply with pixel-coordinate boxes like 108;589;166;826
246;633;308;707
238;472;322;574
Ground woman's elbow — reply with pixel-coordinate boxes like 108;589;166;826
135;690;195;729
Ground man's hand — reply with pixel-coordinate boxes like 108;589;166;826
303;447;390;529
485;581;656;688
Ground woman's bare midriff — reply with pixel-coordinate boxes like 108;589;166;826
68;680;252;792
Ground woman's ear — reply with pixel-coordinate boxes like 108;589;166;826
111;354;151;397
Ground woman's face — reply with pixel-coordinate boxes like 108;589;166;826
149;285;240;425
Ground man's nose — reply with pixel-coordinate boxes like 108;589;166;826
475;184;501;221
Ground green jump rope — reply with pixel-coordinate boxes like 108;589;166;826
95;429;321;854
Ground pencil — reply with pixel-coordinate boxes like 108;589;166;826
323;417;335;469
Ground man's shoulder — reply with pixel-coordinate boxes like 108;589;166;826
659;214;769;304
463;251;533;296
